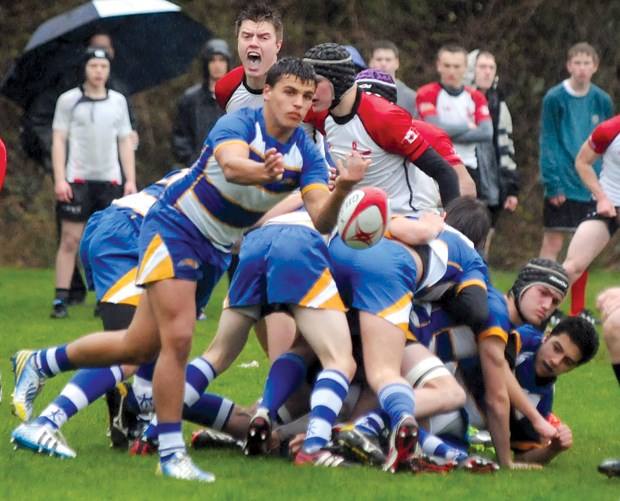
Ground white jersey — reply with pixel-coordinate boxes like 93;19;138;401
52;87;132;183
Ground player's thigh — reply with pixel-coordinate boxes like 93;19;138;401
565;219;610;277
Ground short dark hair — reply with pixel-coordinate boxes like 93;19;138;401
371;40;399;59
235;3;283;40
437;44;468;60
444;196;492;252
265;57;317;88
549;316;599;365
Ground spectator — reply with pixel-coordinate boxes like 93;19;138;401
368;40;418;117
50;47;136;319
172;39;232;166
416;44;493;194
539;42;613;323
469;49;520;258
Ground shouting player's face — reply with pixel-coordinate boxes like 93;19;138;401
264;75;316;136
237;20;282;80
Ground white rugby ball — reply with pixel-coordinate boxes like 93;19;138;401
337;187;390;249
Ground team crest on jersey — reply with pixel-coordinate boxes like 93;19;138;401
403;127;419;144
592;114;600;125
352;141;372;156
418;102;435;114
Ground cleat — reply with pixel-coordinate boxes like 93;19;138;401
50;299;68;319
130;436;159;455
105;382;138;449
294;448;358;467
333;425;386;466
577;308;600;326
383;415;419;473
191;428;240;450
11;422;76;459
598;458;620;478
458;455;499;473
243;408;272;456
11;350;46;421
156;452;215;483
407;454;454;474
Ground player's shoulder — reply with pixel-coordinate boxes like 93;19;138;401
215;66;245;109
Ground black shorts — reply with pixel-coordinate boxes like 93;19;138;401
57;181;123;223
542;198;596;232
584;208;620;237
487;204;502;228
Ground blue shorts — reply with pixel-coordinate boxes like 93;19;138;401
136;200;230;307
227;224;344;310
329;235;418;338
80;207;143;305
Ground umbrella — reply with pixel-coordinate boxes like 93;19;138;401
1;0;211;108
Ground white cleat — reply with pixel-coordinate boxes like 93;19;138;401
156;453;215;483
11;422;76;459
11;350;46;421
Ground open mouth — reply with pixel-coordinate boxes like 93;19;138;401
247;52;261;70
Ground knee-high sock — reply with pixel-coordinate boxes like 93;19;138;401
353;410;389;437
133;362;155;415
34;345;72;378
183;393;235;430
302;370;349;453
36;366;124;429
183;357;216;407
261;353;307;419
158;422;184;462
570;270;588;316
378;383;416;428
418;428;467;462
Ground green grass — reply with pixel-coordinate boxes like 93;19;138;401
0;267;618;500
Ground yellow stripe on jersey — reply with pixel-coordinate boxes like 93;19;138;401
101;267;142;306
136;234;175;285
301;183;330;196
456;279;487;294
478;326;509;344
299;269;345;311
377;292;415;336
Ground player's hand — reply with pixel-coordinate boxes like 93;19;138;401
334;151;371;192
54;179;73;203
533;417;558;443
548;195;565;207
419;211;445;237
328;165;338;191
549;423;572;451
506;461;544;470
596;287;620;321
264;147;285;181
287;433;305;456
504;196;518;212
596;195;617;218
124;180;138;196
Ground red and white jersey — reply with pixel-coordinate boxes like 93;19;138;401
589;115;620;205
409;119;464;213
312;90;430;215
215;66;264;113
416;82;490;168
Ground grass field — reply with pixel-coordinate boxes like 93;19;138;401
0;267;618;500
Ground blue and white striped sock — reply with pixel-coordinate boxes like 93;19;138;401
184;357;216;407
35;345;72;377
158;422;185;462
302;370;349;453
378;383;415;428
36;366;124;429
354;410;388;437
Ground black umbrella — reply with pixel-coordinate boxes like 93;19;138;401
1;0;211;108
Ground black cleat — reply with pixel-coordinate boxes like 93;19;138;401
50;300;68;319
243;409;272;456
598;458;620;478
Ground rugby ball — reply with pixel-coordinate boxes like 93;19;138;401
337;187;390;249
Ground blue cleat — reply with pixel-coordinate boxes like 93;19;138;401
156;453;215;483
11;422;76;458
11;350;46;421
